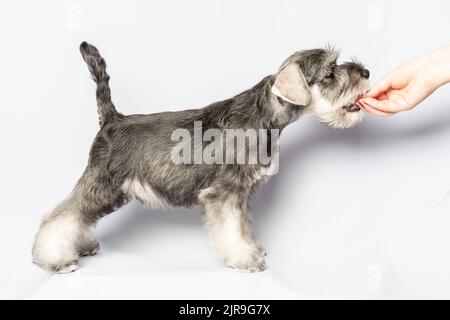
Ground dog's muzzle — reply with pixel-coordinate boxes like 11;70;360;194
343;104;361;112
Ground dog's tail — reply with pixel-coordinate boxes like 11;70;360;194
79;41;121;127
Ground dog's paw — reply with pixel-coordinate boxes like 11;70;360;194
80;241;100;257
56;262;79;274
225;245;266;273
257;245;267;257
33;254;80;274
36;259;79;274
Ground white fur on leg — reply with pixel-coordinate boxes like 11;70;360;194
218;213;265;272
32;210;83;273
203;195;265;272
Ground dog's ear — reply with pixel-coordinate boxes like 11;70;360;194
271;63;311;106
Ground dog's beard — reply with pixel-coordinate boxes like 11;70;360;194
309;84;367;129
316;107;364;129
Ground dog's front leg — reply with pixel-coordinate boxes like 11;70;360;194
202;193;266;272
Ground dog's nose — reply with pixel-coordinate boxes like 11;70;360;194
361;69;370;79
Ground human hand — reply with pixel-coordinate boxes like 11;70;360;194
358;46;450;116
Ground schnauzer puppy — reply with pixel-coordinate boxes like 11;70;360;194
32;42;369;273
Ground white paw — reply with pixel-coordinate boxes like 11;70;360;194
57;263;79;274
225;245;266;273
257;245;267;257
80;243;100;256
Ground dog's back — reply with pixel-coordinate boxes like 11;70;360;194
79;42;275;209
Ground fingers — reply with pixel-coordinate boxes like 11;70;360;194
360;96;403;113
358;101;395;116
360;105;394;117
365;78;392;98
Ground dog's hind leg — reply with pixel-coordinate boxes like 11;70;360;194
32;168;127;273
201;191;266;272
78;231;100;257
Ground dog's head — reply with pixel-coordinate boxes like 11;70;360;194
271;48;369;129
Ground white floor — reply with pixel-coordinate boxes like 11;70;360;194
3;176;450;300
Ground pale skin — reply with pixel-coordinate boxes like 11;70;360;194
358;45;450;116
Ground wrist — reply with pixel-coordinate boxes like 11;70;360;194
427;45;450;87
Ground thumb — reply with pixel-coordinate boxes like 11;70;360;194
365;78;392;98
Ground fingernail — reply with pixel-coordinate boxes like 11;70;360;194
357;100;366;106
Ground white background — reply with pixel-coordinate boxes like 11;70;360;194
1;0;450;299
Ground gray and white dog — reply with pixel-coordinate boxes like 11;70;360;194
32;42;369;273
